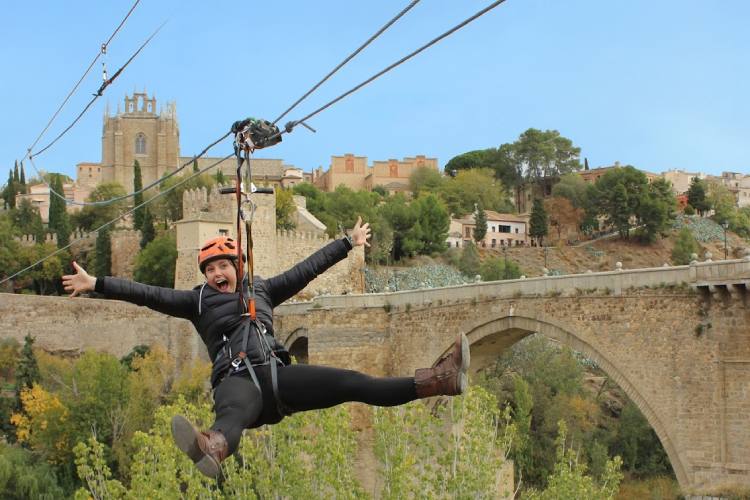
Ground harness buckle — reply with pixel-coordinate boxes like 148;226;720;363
231;351;247;370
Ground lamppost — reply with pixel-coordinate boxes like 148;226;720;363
502;245;508;280
722;220;729;260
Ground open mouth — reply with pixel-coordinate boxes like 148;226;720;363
215;277;230;292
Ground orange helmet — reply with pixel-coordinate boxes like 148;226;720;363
198;236;239;273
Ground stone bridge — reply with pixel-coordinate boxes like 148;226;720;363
275;258;750;494
2;258;749;494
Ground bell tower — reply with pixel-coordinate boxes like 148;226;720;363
101;91;180;192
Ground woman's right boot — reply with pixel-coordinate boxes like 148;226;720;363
171;415;228;479
414;333;470;398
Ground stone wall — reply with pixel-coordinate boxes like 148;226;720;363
15;229;140;278
0;294;204;366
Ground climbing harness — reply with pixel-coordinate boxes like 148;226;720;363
215;117;292;416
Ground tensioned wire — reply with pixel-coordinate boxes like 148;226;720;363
18;0;142;166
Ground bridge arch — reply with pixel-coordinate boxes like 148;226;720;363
447;314;689;487
282;327;309;364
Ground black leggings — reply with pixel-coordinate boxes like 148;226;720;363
210;364;418;454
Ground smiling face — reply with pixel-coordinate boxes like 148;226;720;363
204;258;237;293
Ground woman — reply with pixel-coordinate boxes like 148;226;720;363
62;217;469;479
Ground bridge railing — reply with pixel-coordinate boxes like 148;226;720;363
278;257;750;312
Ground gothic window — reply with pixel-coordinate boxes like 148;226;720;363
135;133;146;155
345;157;354;172
389;161;398;177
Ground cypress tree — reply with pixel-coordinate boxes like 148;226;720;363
529;198;549;246
13;161;19;183
215;169;226;185
192;159;199;173
19;161;26;194
133;160;144;231
4;169;17;209
94;227;112;277
473;203;488;244
14;335;41;412
48;174;71;248
140;207;155;249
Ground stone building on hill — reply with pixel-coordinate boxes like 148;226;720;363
312;153;439;194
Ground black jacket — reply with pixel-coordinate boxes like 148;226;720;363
95;238;352;386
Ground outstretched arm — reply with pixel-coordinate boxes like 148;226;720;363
265;217;371;307
63;261;197;321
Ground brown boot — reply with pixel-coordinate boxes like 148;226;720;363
171;415;228;479
414;333;470;398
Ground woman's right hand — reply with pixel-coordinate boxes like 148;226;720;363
62;261;96;297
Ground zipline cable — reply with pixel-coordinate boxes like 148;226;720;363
281;0;507;139
19;0;142;165
272;0;420;126
30;21;166;160
0;153;234;287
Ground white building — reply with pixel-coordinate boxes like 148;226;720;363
447;210;528;249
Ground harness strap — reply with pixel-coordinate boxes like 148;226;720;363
227;321;291;417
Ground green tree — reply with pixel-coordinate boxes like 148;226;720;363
610;402;671;476
671;227;699;265
529;198;548;246
591;166;649;239
378;194;421;260
71;182;128;231
0;443;66;498
132;160;144;231
139;208;155;249
48;174;71;249
479;255;522;281
276;187;297;231
473;204;487;243
444;145;521;189
14;335;40;413
639;178;678;243
214;168;226;185
552;173;590;209
192;159;199;173
439;168;512;217
409;166;444;197
511;128;582;186
151;173;215;223
686;177;711;216
94;227;112;277
13;198;46;242
133;233;177;287
458;241;480;278
19;161;26;192
412;193;449;255
525;421;623;500
708;181;737;224
3;168;18;209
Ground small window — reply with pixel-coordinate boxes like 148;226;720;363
515;227;519;233
219;229;229;236
491;239;496;248
499;225;511;233
135;133;146;155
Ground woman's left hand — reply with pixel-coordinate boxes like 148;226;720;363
350;216;371;247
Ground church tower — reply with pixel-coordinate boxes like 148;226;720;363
101;92;180;192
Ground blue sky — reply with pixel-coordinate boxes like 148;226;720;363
1;0;748;182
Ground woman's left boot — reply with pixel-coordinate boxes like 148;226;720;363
414;333;470;398
171;415;228;479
